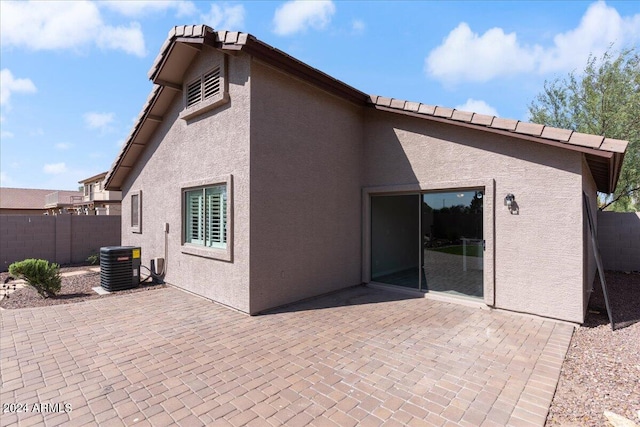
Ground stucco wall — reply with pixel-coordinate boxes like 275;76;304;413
248;60;364;314
0;215;120;270
598;211;640;272
362;110;586;322
121;48;252;313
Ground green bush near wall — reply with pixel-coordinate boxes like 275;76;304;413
8;259;62;298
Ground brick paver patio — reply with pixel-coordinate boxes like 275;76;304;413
0;285;573;426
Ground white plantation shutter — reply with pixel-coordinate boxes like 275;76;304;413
186;190;204;245
205;187;226;247
185;185;226;248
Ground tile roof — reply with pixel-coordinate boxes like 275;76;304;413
368;95;628;154
0;188;80;210
78;171;107;184
105;25;628;195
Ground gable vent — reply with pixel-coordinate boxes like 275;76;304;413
185;67;221;109
203;68;221;100
186;79;201;108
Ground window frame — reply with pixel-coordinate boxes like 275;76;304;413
181;175;233;262
130;190;142;233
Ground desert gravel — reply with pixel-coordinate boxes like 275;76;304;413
0;266;164;309
547;271;640;426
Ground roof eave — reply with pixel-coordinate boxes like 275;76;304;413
371;104;623;193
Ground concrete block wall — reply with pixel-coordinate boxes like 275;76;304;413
0;215;121;271
597;211;640;272
70;216;121;264
1;216;56;271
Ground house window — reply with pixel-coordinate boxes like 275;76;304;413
185;67;221;109
131;190;142;233
184;185;226;249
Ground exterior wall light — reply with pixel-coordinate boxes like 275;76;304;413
504;193;518;215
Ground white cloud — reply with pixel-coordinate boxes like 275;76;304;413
1;130;15;139
29;128;45;136
425;1;640;84
273;0;335;36
84;112;115;131
455;99;499;117
539;1;640;74
0;1;146;57
55;142;72;150
43;162;68;174
352;19;365;34
0;69;37;106
201;4;245;30
426;23;538;83
97;22;145;57
101;1;197;18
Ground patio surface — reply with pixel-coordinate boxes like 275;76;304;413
0;285;573;426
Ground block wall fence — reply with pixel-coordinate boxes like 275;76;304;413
0;215;121;271
1;212;636;273
597;211;640;272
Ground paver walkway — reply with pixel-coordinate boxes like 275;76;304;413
0;285;573;426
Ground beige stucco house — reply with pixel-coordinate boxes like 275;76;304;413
105;26;627;323
75;172;122;216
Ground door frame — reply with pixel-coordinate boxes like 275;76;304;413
362;178;496;306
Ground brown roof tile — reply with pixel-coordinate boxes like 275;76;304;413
568;132;604;149
515;122;544;137
540;126;573;142
600;138;628;153
491;117;518;131
451;110;473;123
390;99;406;109
434;106;454;118
417;104;436;115
470;113;494;126
404;101;420;112
377;97;392;107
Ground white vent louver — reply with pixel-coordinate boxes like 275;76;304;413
186;67;221;109
203;68;221;100
186;80;201;108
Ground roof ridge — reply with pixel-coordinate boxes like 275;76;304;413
368;95;627;154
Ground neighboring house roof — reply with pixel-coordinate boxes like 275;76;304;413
0;188;80;210
105;25;628;194
0;188;52;210
79;171;108;184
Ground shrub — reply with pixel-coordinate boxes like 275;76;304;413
86;253;99;265
8;259;62;298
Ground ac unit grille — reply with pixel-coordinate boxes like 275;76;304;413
100;246;141;291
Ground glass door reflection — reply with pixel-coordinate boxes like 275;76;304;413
421;190;484;298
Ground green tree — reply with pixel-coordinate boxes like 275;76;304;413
529;47;639;211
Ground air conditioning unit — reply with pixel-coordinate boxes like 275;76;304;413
100;246;141;291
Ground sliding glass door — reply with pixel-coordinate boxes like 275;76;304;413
371;189;484;299
371;194;420;289
422;190;483;298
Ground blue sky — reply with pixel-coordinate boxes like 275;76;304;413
1;1;639;190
